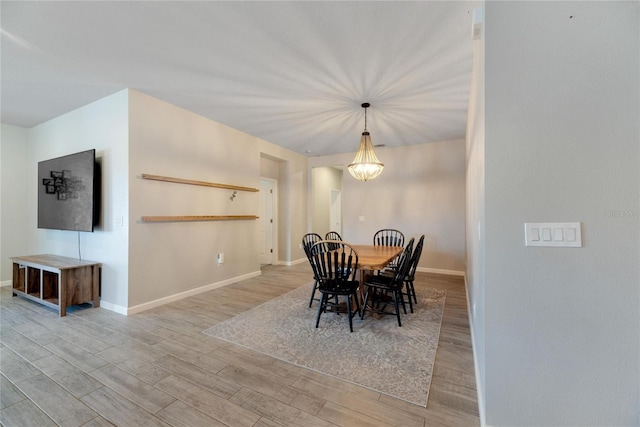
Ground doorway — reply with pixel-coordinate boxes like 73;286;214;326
259;179;276;265
330;189;342;235
311;166;343;236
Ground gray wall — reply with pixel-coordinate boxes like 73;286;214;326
310;139;467;273
470;2;640;425
256;142;309;265
465;5;485;420
0;125;29;282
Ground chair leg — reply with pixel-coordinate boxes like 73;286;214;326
403;281;414;313
409;280;417;304
309;279;318;308
315;293;326;328
392;290;402;327
398;289;408;315
346;295;353;332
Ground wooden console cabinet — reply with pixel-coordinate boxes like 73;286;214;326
11;254;101;317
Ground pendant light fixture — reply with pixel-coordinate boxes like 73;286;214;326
348;103;384;181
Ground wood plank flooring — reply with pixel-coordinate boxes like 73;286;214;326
0;263;479;426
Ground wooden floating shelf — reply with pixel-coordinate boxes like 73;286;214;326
142;173;259;192
142;215;259;222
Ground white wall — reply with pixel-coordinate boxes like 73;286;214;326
0;125;29;283
311;166;343;237
128;90;309;309
310;140;467;273
3;89;308;313
479;2;639;425
23;90;130;310
260;156;280;180
465;6;485;425
128;91;261;309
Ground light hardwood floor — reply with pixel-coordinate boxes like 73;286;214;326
0;263;479;426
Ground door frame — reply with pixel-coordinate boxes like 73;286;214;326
329;188;342;236
259;178;278;265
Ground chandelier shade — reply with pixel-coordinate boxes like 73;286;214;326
347;103;384;182
347;131;384;181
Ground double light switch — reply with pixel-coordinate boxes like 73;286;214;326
525;222;582;247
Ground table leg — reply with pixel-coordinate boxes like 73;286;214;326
357;269;364;303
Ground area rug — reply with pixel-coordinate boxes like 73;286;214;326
203;283;446;407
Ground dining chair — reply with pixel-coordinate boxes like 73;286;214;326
373;228;405;271
382;235;424;313
373;229;404;247
361;239;413;327
325;231;342;240
325;231;343;250
302;233;323;307
403;234;424;309
308;240;361;332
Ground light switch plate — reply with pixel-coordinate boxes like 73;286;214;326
525;222;582;247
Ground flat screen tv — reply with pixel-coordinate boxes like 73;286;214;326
38;149;100;232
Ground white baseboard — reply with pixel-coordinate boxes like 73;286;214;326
0;280;12;288
416;267;465;276
278;258;307;266
125;270;262;315
464;275;487;427
98;300;128;315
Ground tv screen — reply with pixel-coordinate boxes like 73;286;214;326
38;149;98;232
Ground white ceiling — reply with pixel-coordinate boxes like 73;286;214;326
1;1;479;157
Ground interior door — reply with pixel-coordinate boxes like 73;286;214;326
259;179;275;265
330;189;342;235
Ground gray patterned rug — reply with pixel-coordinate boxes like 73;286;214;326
203;283;446;407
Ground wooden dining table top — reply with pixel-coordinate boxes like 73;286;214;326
349;244;403;270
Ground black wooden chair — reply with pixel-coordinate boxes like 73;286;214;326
403;235;424;310
361;239;413;327
325;231;343;250
373;228;405;272
373;229;404;247
302;233;323;307
308;241;361;332
382;235;424;313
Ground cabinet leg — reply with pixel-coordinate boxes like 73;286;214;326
59;271;66;317
92;266;100;308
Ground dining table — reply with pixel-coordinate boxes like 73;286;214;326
349;244;403;299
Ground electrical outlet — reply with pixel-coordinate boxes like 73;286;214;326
217;253;224;264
